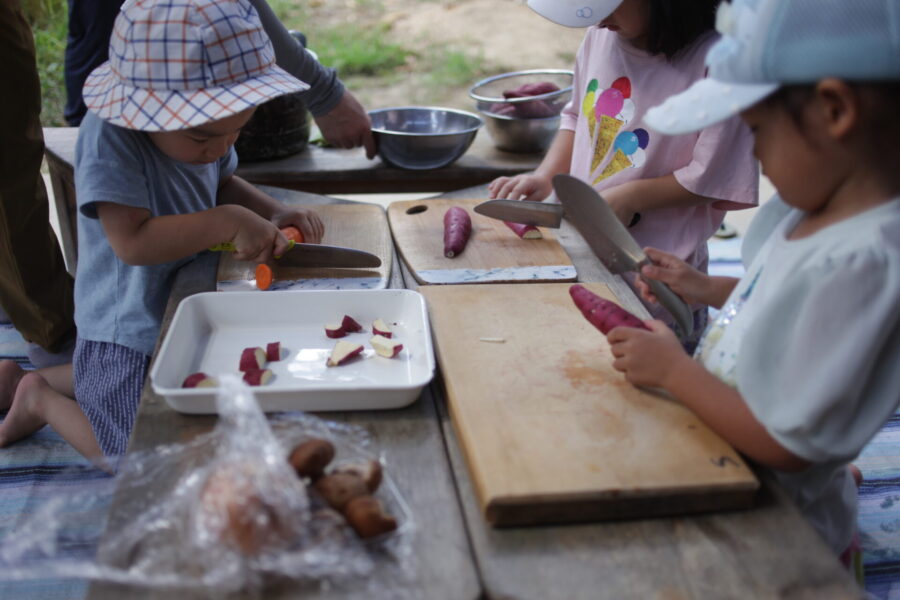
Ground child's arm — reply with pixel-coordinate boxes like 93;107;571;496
216;175;325;244
638;247;738;309
97;201;283;265
607;323;811;472
602;173;716;227
487;130;574;202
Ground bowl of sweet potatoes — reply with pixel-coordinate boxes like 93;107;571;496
469;69;574;153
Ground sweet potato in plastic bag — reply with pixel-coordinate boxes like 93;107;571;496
0;375;414;594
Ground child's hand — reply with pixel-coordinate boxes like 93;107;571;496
637;247;710;305
230;213;285;263
487;173;552;203
272;208;325;245
607;320;689;388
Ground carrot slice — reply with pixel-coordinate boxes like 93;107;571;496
280;226;304;244
255;263;274;291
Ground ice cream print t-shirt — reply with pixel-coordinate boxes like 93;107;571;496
559;27;758;270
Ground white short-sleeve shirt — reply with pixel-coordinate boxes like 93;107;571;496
695;197;900;552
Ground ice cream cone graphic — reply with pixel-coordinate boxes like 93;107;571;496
591;115;623;173
583;92;597;138
594;149;632;184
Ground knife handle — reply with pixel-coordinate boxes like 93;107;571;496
646;278;694;339
209;240;296;257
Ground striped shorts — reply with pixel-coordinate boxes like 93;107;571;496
73;339;149;457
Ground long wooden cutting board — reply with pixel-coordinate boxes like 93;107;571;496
422;282;759;527
387;198;576;285
216;203;392;291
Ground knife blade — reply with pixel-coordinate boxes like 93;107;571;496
552;174;693;337
473;199;564;228
211;242;382;269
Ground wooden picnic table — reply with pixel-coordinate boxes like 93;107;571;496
85;183;863;599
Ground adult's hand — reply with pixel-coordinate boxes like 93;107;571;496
313;90;377;159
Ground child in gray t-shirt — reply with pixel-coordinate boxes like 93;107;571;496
0;0;324;463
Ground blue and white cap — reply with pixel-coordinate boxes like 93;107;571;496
526;0;621;28
646;0;900;135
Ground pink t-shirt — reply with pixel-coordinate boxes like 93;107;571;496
560;28;758;272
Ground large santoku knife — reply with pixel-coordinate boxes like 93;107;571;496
551;174;693;337
473;199;564;228
474;198;640;229
212;242;382;269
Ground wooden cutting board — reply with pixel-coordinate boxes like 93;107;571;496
387;198;576;285
421;282;759;527
216;203;392;291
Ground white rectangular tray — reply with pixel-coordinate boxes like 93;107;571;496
150;289;435;413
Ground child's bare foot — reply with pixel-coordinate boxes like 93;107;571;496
0;360;25;412
849;464;864;487
0;372;49;447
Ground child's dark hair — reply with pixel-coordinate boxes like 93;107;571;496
765;82;900;168
645;0;721;59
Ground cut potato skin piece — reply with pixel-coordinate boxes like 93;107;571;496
242;368;274;386
341;315;363;333
266;342;281;362
371;335;403;358
503;221;543;239
182;372;217;388
327;340;364;366
325;323;347;338
372;318;392;338
239;347;267;371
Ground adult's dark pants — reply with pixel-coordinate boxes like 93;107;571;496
64;0;123;126
0;1;76;352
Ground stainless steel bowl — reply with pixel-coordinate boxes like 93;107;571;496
469;69;574;153
369;107;484;170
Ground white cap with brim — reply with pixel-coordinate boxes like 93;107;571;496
645;79;777;136
645;0;900;136
526;0;621;28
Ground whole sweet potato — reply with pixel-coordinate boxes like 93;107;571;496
512;99;558;119
502;81;560;98
288;438;335;481
569;284;649;334
443;206;472;258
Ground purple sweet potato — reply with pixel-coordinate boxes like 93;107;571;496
498;81;563;119
513;99;558;119
502;81;560;98
443;206;472;258
569;284;649;334
489;102;518;117
503;221;542;239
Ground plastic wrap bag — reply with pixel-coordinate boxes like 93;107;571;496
0;375;414;593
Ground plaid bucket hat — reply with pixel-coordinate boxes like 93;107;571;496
83;0;309;131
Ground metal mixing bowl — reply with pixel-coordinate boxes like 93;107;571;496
369;107;484;170
469;69;574;153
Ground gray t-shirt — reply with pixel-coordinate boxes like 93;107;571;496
248;0;344;117
74;111;237;355
696;196;900;553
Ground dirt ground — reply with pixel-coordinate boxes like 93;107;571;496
302;0;585;110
